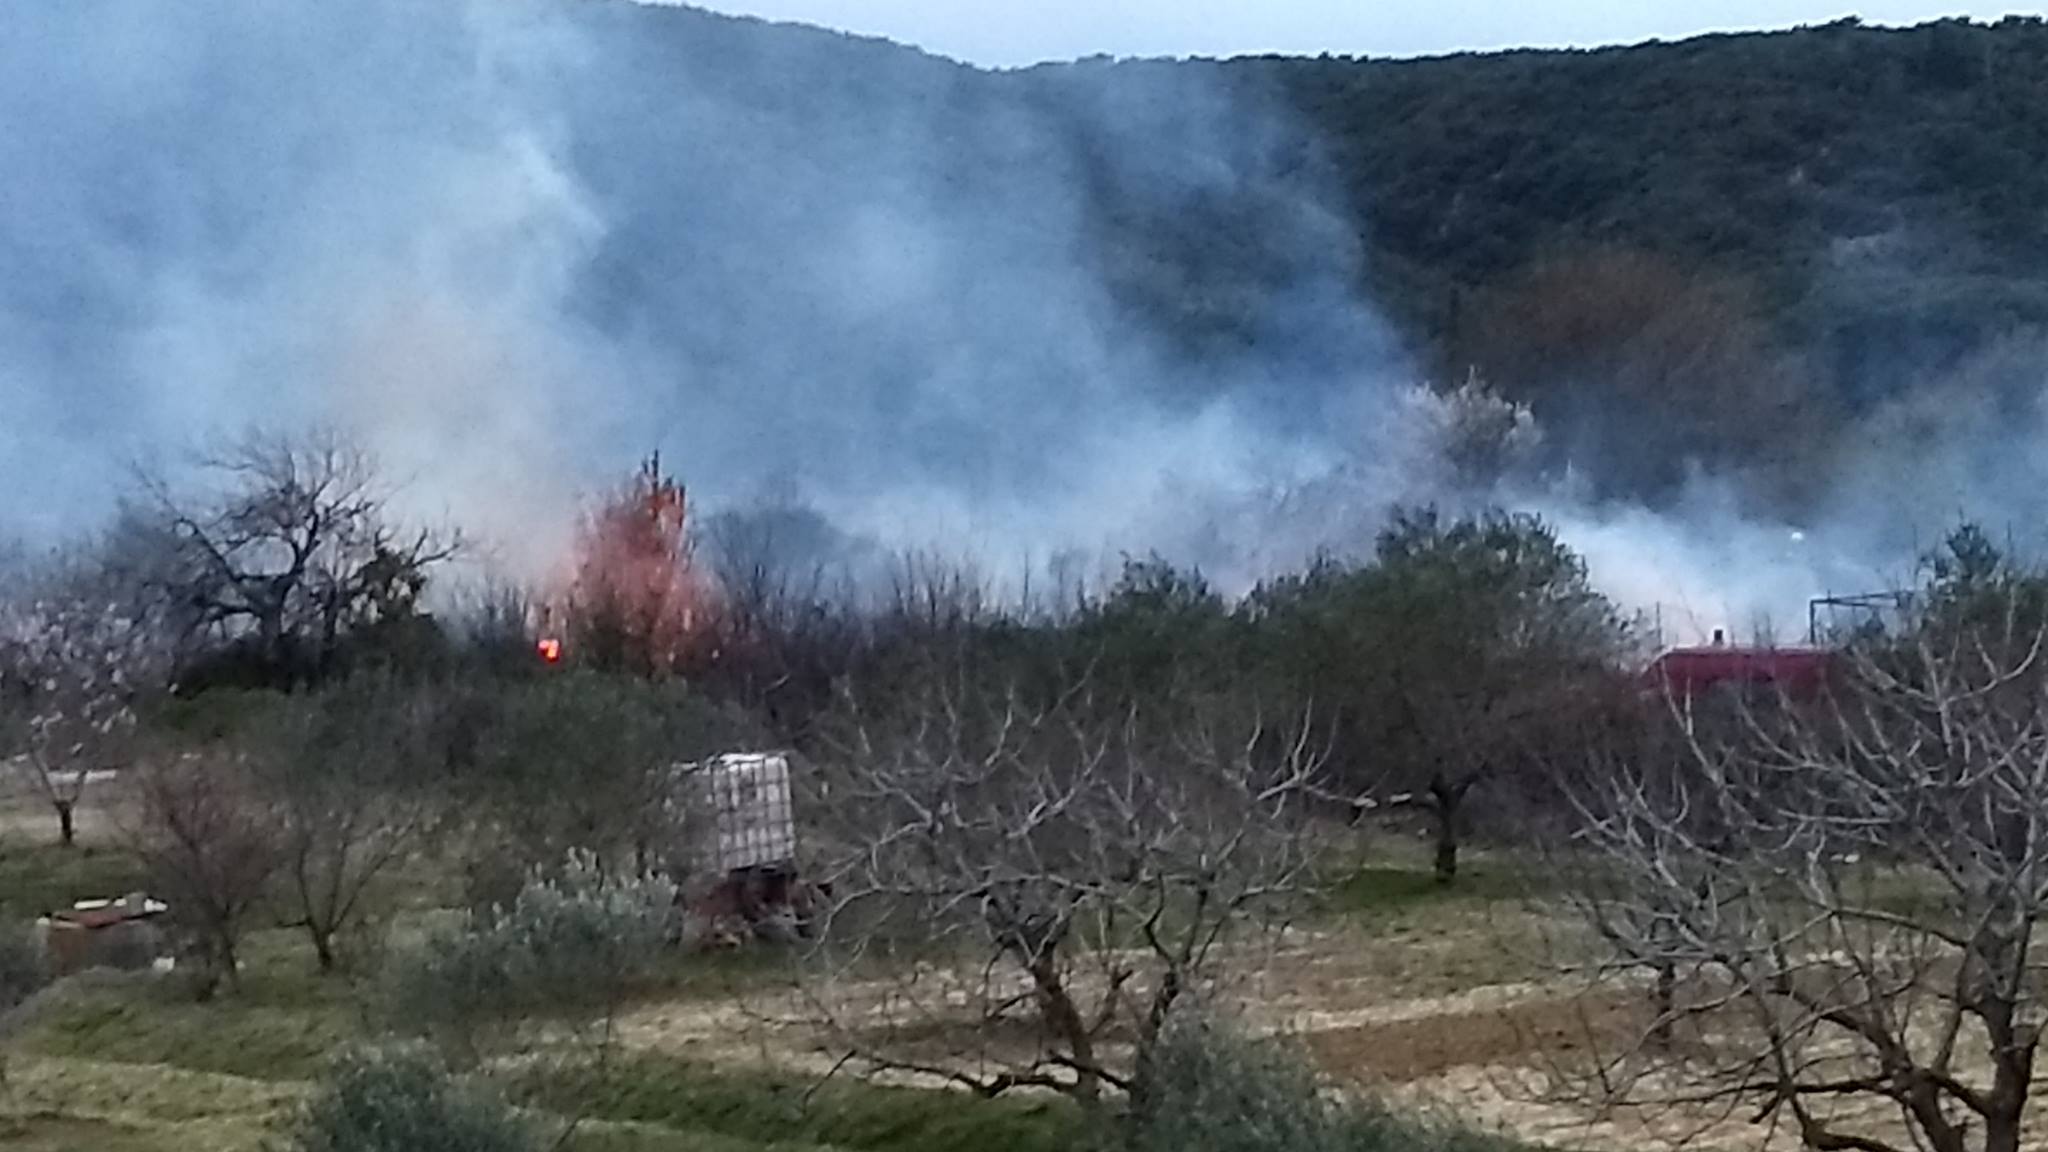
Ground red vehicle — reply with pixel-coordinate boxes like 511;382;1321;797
1639;633;1836;703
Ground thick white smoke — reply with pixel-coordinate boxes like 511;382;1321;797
0;1;2029;640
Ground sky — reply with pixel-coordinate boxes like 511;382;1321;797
682;1;2043;67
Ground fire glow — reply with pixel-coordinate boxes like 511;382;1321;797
532;453;719;673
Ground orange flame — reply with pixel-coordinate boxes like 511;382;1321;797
553;452;719;674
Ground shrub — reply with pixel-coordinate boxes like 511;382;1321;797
1329;1104;1529;1152
487;849;678;1012
1130;1011;1530;1152
383;914;518;1064
384;850;678;1062
1130;1012;1348;1152
290;1042;533;1152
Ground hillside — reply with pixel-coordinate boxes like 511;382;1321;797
6;2;2047;563
570;7;2048;511
1245;18;2048;501
1262;19;2048;344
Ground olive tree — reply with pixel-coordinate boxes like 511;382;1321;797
1243;508;1626;882
455;670;746;903
383;847;680;1151
290;1043;534;1152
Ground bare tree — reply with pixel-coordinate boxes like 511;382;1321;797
257;675;438;973
697;499;860;728
121;745;282;998
700;497;841;636
129;427;456;683
1553;610;2048;1152
448;576;544;673
0;555;169;846
796;661;1325;1113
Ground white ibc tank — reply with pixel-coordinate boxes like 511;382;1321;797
689;752;796;873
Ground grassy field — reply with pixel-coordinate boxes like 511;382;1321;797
0;924;1105;1152
3;969;1104;1152
0;808;1112;1152
0;801;1582;1152
0;843;148;922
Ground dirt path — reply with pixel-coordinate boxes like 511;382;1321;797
605;903;2048;1152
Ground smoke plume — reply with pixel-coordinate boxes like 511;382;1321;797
0;0;2032;640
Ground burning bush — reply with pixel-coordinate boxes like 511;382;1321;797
552;454;719;677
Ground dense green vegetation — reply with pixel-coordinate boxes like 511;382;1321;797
597;7;2048;510
1258;19;2048;338
1250;17;2048;503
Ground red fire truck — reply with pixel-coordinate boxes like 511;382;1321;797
1639;631;1836;702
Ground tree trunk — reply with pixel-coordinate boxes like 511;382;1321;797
1124;968;1185;1150
1650;960;1675;1050
308;924;337;973
1979;1035;2032;1152
1428;777;1467;885
1026;953;1099;1101
55;800;75;847
215;928;243;995
1984;1113;2023;1152
1432;819;1458;883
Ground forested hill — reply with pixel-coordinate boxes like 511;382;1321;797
1246;18;2048;414
1260;19;2048;337
12;2;2048;538
1243;16;2048;505
583;7;2048;511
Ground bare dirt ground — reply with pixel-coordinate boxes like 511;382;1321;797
604;904;1696;1148
0;767;121;845
608;896;2048;1152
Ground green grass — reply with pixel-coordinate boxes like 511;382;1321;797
0;1114;181;1152
563;1122;834;1152
0;827;1541;1152
12;930;366;1083
0;840;150;920
8;926;1099;1152
515;1054;1102;1152
15;980;358;1084
1324;861;1534;918
643;943;804;1002
1336;1103;1547;1152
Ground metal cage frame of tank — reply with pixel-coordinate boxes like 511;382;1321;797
670;751;798;876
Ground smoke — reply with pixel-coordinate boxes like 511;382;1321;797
0;1;612;570
0;1;2033;640
0;2;1397;569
